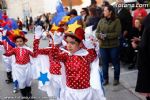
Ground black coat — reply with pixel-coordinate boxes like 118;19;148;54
116;7;132;33
135;13;150;93
86;16;100;31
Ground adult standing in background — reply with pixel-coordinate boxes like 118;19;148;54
101;0;110;9
115;0;133;64
96;5;121;86
17;17;23;30
86;7;100;31
115;0;132;38
90;0;103;19
25;16;29;31
132;13;150;100
80;8;89;28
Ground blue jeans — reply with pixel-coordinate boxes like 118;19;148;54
100;47;120;81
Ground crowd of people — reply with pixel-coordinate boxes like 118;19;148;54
0;0;150;100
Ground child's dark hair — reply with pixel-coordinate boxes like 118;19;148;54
68;9;78;16
14;36;27;42
65;35;82;43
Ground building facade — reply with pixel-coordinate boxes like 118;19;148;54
5;0;111;20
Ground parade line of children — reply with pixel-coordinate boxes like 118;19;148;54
0;26;106;100
0;15;106;100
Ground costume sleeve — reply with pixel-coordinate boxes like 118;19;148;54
4;48;15;56
85;49;97;63
28;50;36;58
33;39;51;55
50;47;68;62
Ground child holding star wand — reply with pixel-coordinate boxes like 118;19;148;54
33;25;65;100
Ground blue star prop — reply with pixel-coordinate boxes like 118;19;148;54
38;72;49;85
51;1;66;26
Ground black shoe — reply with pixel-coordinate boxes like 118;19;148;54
6;72;13;84
113;80;119;86
103;80;109;86
146;96;150;100
26;87;34;100
5;79;13;84
20;88;27;100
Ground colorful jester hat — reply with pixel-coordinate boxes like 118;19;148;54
50;24;65;34
59;16;70;26
10;29;28;42
65;20;84;41
65;27;85;41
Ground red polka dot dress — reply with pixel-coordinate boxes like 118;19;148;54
4;46;35;89
50;47;107;100
0;41;13;53
33;39;61;75
33;39;63;98
52;48;97;89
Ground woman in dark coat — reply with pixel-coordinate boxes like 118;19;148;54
132;13;150;100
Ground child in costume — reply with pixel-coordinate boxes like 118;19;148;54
50;27;106;100
4;34;35;99
0;30;13;84
33;26;64;99
0;29;20;93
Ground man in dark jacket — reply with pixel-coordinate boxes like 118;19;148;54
115;0;133;64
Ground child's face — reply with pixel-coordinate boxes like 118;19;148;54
15;38;25;47
65;36;81;54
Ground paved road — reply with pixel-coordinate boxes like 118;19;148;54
0;33;146;100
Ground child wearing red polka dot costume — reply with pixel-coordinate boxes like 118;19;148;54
4;35;35;99
33;26;65;99
50;27;106;100
0;30;19;93
0;31;14;84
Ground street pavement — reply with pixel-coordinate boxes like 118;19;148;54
0;33;146;100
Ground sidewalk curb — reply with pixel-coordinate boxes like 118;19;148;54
120;78;145;100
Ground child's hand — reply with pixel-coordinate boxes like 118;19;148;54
83;39;95;49
34;26;43;39
50;31;64;45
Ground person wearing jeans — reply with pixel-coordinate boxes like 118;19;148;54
96;5;121;86
100;47;120;85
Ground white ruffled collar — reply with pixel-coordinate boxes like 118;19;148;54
17;45;32;51
60;48;89;56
